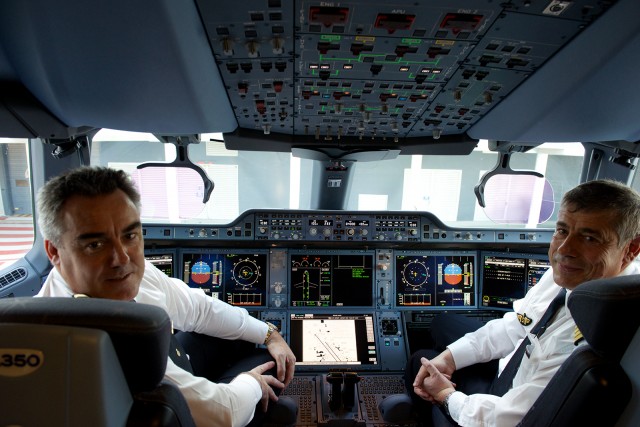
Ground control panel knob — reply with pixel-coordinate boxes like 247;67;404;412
309;227;318;236
409;229;418;236
395;232;403;241
272;232;280;239
323;228;332;237
347;228;355;236
259;227;268;234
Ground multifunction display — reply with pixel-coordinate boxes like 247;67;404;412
481;252;551;309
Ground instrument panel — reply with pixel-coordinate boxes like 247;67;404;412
143;209;552;244
143;209;551;374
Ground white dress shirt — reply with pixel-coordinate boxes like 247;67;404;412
37;260;270;427
445;260;640;427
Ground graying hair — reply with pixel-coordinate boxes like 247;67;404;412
561;179;640;246
37;166;141;246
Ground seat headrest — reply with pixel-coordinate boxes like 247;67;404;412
0;297;172;392
568;274;640;360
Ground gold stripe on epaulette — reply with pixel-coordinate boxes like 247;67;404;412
573;326;584;345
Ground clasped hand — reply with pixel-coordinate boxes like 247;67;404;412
413;350;457;405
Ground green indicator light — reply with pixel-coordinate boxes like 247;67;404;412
401;38;422;45
320;34;342;41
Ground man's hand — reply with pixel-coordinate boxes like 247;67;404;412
429;348;457;377
265;330;296;386
413;348;456;401
413;356;456;404
245;361;285;412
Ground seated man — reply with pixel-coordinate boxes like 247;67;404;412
383;179;640;427
35;166;296;427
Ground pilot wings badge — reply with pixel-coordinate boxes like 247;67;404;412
517;313;533;326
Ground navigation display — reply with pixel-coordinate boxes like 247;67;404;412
480;252;551;310
395;251;476;308
181;249;268;307
289;313;378;370
289;250;374;307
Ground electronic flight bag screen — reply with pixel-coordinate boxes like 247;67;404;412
395;251;476;308
181;249;268;307
289;250;375;307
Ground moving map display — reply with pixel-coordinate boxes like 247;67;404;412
181;250;268;306
395;251;476;307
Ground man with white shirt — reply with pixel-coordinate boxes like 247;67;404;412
35;166;297;427
383;179;640;427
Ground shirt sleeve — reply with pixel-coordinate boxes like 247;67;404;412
164;358;262;427
448;311;525;370
450;358;555;427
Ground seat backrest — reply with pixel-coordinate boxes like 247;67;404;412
617;327;640;426
0;297;195;427
518;274;640;427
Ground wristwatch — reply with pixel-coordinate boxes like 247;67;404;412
264;321;279;344
442;392;454;416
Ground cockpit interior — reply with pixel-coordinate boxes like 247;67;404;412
1;0;640;425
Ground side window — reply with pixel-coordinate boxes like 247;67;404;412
0;139;34;269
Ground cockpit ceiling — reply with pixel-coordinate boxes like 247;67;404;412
202;0;594;141
1;0;639;149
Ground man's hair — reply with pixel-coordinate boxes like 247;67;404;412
37;166;141;246
561;179;640;246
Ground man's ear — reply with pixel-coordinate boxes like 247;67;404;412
624;235;640;264
44;240;60;266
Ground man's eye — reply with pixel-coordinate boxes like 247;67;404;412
87;241;103;250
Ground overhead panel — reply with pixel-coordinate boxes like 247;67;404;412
197;0;619;149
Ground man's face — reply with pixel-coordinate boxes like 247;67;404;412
549;205;638;289
45;189;145;300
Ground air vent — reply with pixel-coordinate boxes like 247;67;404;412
0;267;27;289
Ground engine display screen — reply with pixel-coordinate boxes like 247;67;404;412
289;250;374;307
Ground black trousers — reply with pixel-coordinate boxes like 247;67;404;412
405;314;499;427
174;331;282;426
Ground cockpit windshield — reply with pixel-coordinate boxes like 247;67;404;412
91;129;584;228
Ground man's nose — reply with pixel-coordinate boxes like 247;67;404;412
556;234;578;255
111;241;130;266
